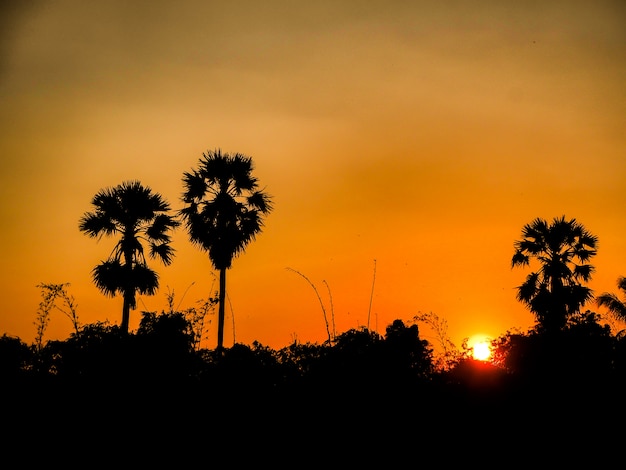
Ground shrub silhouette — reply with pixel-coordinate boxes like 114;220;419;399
0;334;32;379
382;319;434;381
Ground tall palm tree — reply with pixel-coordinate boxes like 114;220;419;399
180;149;273;352
597;276;626;322
511;215;598;333
79;180;179;334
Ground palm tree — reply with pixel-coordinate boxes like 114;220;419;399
180;149;273;352
597;276;626;322
79;181;179;334
511;215;598;333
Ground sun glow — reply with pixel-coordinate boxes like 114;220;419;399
472;341;492;361
468;335;493;361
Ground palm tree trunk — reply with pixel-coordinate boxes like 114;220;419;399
121;296;131;334
121;247;133;334
216;267;227;353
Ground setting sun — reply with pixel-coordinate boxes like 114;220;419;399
472;341;492;361
468;334;493;361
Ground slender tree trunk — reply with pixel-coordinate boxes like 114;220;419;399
217;267;227;353
121;246;133;334
121;296;131;334
549;270;567;333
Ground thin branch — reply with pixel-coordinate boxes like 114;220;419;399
367;259;377;330
227;293;235;345
412;311;458;370
322;280;335;340
176;281;196;311
287;267;331;344
34;283;80;350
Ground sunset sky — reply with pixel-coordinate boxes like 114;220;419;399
1;0;625;353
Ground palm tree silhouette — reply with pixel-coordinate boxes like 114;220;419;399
511;215;598;333
597;276;626;322
79;180;180;334
180;149;273;352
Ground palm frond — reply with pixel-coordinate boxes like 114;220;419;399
180;151;273;271
146;213;179;241
182;171;208;202
516;272;539;305
150;242;176;265
572;263;594;282
92;261;125;297
511;250;529;268
597;292;626;321
132;264;159;295
248;190;273;213
78;212;117;238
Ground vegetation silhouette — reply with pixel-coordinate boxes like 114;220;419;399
3;309;626;462
287;267;333;344
34;282;79;351
597;275;626;322
79;181;179;334
511;215;598;333
3;157;625;462
180;149;273;353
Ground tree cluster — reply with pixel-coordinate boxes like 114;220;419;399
78;149;273;352
6;154;626;462
3;306;626;464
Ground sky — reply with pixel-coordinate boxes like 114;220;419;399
1;0;625;353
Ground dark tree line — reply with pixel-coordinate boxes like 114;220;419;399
1;316;434;390
3;146;626;463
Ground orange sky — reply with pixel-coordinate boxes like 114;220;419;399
1;1;625;352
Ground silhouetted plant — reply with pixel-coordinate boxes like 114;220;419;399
322;279;336;340
34;290;52;353
596;276;626;324
412;311;459;371
43;321;128;381
441;356;509;404
34;283;80;351
0;334;33;378
383;319;434;380
276;340;327;384
136;311;198;382
491;310;616;397
367;259;377;330
162;285;219;350
324;327;384;387
181;150;273;352
287;267;333;344
198;341;283;393
511;215;598;333
79;181;180;334
183;297;218;351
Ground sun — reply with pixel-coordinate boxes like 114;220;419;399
468;335;493;361
472;341;492;361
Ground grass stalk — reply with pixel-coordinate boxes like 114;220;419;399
287;267;331;344
367;259;377;330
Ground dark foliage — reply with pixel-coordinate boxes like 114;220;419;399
511;216;598;333
0;333;33;378
3;312;626;466
79;181;179;334
180;150;273;352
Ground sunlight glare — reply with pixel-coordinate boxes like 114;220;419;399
472;341;492;361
